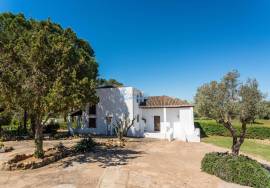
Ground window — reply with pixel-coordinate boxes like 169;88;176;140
136;93;143;103
89;105;96;115
136;95;139;103
89;118;96;128
137;115;139;122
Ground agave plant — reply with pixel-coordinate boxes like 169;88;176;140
112;115;135;143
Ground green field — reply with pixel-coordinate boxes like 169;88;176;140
196;119;270;128
202;136;270;162
195;119;270;139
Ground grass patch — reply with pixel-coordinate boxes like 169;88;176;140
202;136;270;162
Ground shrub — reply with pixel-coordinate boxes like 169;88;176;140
201;152;270;188
0;141;4;149
196;120;270;139
43;119;60;134
34;148;44;159
0;112;13;126
74;137;96;153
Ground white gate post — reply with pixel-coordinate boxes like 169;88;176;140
163;108;167;122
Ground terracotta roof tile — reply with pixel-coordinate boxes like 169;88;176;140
140;96;192;108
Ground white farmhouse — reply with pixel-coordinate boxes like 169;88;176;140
67;86;200;142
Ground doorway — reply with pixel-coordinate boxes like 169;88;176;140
154;116;160;131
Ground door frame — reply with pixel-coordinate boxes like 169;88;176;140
154;116;160;132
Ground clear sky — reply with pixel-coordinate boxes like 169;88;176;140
0;0;270;101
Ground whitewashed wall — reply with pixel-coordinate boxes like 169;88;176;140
75;86;199;142
141;107;186;132
85;87;132;135
85;87;144;137
142;107;199;141
166;108;180;127
179;107;195;135
141;108;164;132
128;88;144;137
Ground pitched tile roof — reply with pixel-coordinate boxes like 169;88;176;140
140;96;193;108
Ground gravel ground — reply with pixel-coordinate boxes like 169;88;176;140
0;138;254;188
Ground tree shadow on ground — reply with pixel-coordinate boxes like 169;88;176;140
59;146;144;168
251;121;264;125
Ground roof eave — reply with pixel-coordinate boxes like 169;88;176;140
139;105;194;108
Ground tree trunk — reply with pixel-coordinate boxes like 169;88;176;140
30;115;36;136
23;110;27;132
231;136;239;155
231;122;247;155
232;141;241;155
222;121;242;155
34;122;44;158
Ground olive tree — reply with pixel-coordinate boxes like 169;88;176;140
257;100;270;120
195;71;263;155
0;13;98;158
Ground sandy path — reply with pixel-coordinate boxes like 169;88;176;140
0;139;251;188
97;140;247;188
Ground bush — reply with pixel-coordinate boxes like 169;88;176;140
0;112;13;126
0;141;4;149
196;120;270;139
43;119;60;134
201;152;270;188
74;137;96;153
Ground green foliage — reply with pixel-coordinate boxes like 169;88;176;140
0;111;12;126
0;116;29;140
0;96;13;127
195;70;263;155
0;13;98;156
258;101;270;120
195;70;263;124
0;12;98;116
0;141;4;149
74;137;96;153
0;107;13;126
196;120;270;139
34;149;44;158
98;78;123;87
201;152;270;188
43;119;60;134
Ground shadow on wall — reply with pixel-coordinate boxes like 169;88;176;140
194;122;207;138
97;87;130;135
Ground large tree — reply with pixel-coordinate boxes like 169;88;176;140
195;71;263;155
0;13;98;157
98;78;123;87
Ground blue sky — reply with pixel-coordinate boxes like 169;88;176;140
1;0;270;101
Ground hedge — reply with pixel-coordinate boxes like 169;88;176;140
201;152;270;188
195;121;270;139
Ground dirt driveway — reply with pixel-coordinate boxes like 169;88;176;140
0;138;248;188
